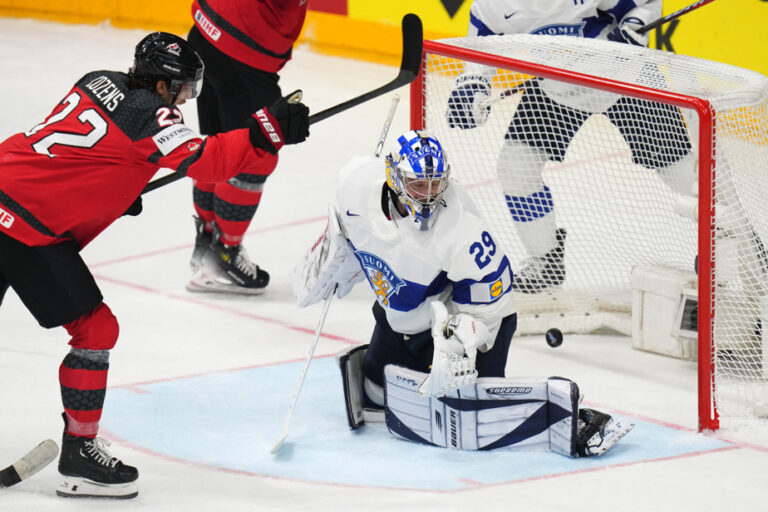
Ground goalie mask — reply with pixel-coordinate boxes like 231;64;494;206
385;130;450;228
131;32;204;104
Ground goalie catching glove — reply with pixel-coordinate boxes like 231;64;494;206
417;302;490;397
292;204;364;307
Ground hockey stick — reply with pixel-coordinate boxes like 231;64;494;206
142;13;423;196
480;1;716;108
270;286;335;454
374;94;400;158
479;82;528;108
306;13;421;125
0;439;59;489
638;0;717;34
270;95;399;454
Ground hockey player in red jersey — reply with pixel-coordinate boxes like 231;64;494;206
0;31;309;499
185;0;309;294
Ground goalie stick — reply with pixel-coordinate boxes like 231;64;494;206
142;13;423;196
270;285;335;455
270;93;401;454
0;439;59;489
374;94;400;158
480;0;717;108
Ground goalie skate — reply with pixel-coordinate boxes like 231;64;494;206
186;242;269;295
512;228;567;294
576;408;634;457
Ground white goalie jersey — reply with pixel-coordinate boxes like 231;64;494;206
335;156;516;339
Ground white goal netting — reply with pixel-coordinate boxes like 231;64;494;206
416;34;768;427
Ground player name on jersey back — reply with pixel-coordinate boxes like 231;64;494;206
83;75;126;112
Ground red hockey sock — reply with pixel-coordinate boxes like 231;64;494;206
193;181;216;228
213;181;263;245
59;303;118;437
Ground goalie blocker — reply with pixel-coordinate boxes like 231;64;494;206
338;346;633;457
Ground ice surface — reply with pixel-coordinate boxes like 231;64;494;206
1;17;767;511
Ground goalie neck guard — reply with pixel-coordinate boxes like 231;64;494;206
385;130;450;229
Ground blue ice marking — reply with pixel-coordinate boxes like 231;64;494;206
103;358;733;490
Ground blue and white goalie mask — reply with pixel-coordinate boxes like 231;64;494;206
385;130;450;228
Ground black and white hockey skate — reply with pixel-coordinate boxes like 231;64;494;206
576;408;634;457
189;215;213;273
57;432;138;499
187;237;270;295
512;228;567;294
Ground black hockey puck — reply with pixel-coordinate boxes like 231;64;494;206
545;328;563;348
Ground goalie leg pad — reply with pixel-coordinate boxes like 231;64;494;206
383;365;580;452
337;344;384;429
338;345;367;429
547;376;580;457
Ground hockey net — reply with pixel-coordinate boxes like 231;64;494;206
412;35;768;430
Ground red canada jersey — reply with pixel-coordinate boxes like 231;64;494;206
0;70;276;248
192;0;308;72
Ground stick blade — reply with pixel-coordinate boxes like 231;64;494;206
270;432;288;455
399;13;424;77
307;14;423;126
0;439;59;488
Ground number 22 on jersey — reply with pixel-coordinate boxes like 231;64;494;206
24;92;108;158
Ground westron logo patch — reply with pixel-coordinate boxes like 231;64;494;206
355;251;405;307
153;125;198;156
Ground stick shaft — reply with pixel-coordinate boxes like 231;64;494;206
143;14;422;196
638;0;717;34
374;95;401;158
270;289;335;454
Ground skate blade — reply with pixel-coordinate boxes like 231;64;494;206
186;272;266;296
57;475;138;499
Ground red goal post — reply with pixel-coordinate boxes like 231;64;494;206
411;35;768;431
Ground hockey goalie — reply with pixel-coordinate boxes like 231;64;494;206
293;130;633;456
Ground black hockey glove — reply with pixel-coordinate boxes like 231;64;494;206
446;75;491;130
121;196;143;217
248;90;310;154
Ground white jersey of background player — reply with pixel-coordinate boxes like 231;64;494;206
468;0;661;43
447;0;697;293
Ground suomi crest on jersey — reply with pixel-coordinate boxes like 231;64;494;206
531;23;584;37
354;251;405;307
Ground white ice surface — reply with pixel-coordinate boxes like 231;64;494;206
1;17;768;511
